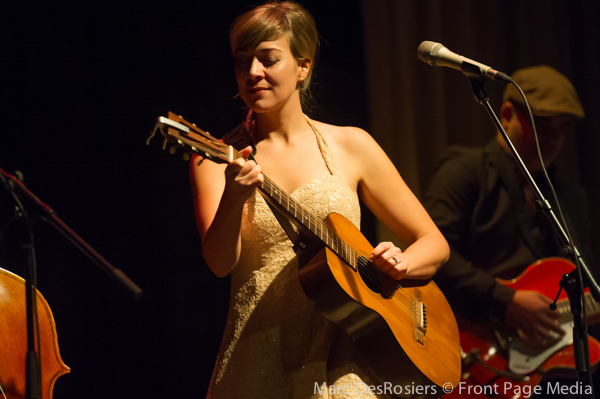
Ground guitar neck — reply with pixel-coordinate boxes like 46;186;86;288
148;113;363;271
259;175;360;271
558;292;600;324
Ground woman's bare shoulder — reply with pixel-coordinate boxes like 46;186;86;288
308;120;375;152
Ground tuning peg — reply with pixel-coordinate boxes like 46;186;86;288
183;153;190;161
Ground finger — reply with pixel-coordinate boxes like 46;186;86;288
536;292;553;304
235;163;260;182
519;332;549;349
388;260;408;280
239;159;258;175
532;325;556;341
369;242;400;270
239;145;254;158
546;308;562;320
373;252;397;272
245;165;264;187
518;323;550;343
527;314;563;340
539;315;566;336
369;242;394;260
379;257;395;272
226;158;247;175
229;159;258;181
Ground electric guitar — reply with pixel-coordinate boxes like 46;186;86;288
449;257;600;399
147;112;461;398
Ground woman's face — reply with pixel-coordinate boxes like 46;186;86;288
235;36;306;114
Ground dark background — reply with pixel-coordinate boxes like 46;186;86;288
0;1;369;398
1;1;599;398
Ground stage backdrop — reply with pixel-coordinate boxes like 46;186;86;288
361;0;600;267
0;1;368;398
0;1;598;398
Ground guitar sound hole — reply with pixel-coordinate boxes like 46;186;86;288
357;256;396;299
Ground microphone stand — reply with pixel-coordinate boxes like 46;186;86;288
468;75;598;399
0;167;143;398
1;171;41;398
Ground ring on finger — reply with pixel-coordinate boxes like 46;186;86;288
391;256;398;265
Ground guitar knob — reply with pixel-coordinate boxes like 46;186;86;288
169;146;176;155
183;153;190;161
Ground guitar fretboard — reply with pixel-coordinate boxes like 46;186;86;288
260;175;359;270
153;118;363;272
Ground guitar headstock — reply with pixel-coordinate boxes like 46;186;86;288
147;111;238;164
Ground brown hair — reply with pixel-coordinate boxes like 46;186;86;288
230;1;319;111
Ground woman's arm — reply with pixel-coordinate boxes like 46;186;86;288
336;127;450;280
189;147;262;277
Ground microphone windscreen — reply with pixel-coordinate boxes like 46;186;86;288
417;41;443;66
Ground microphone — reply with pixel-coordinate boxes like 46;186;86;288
417;41;512;83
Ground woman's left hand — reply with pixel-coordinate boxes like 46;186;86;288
369;242;408;280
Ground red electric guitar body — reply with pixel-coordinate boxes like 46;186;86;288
445;257;600;398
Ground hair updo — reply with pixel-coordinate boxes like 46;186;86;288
230;1;319;112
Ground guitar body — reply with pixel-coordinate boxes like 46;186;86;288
299;213;461;399
447;258;600;399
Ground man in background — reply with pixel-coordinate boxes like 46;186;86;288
424;65;596;394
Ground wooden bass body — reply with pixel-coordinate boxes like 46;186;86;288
0;267;70;399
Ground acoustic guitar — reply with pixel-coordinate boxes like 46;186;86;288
148;112;461;398
447;257;600;399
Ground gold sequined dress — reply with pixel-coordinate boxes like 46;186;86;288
207;121;393;399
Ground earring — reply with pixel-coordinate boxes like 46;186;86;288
299;77;304;82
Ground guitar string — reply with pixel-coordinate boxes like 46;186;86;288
225;146;419;315
262;176;420;314
301;116;424;317
355;255;422;314
261;175;420;316
184;125;600;324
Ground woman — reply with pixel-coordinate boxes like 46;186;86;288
190;2;449;398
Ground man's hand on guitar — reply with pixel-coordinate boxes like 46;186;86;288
369;242;408;280
505;290;565;348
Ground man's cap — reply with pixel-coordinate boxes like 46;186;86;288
503;65;584;119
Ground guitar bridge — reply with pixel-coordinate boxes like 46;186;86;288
413;289;426;345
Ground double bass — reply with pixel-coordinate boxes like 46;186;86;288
0;266;69;399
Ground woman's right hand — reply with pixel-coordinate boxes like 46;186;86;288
223;146;264;204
